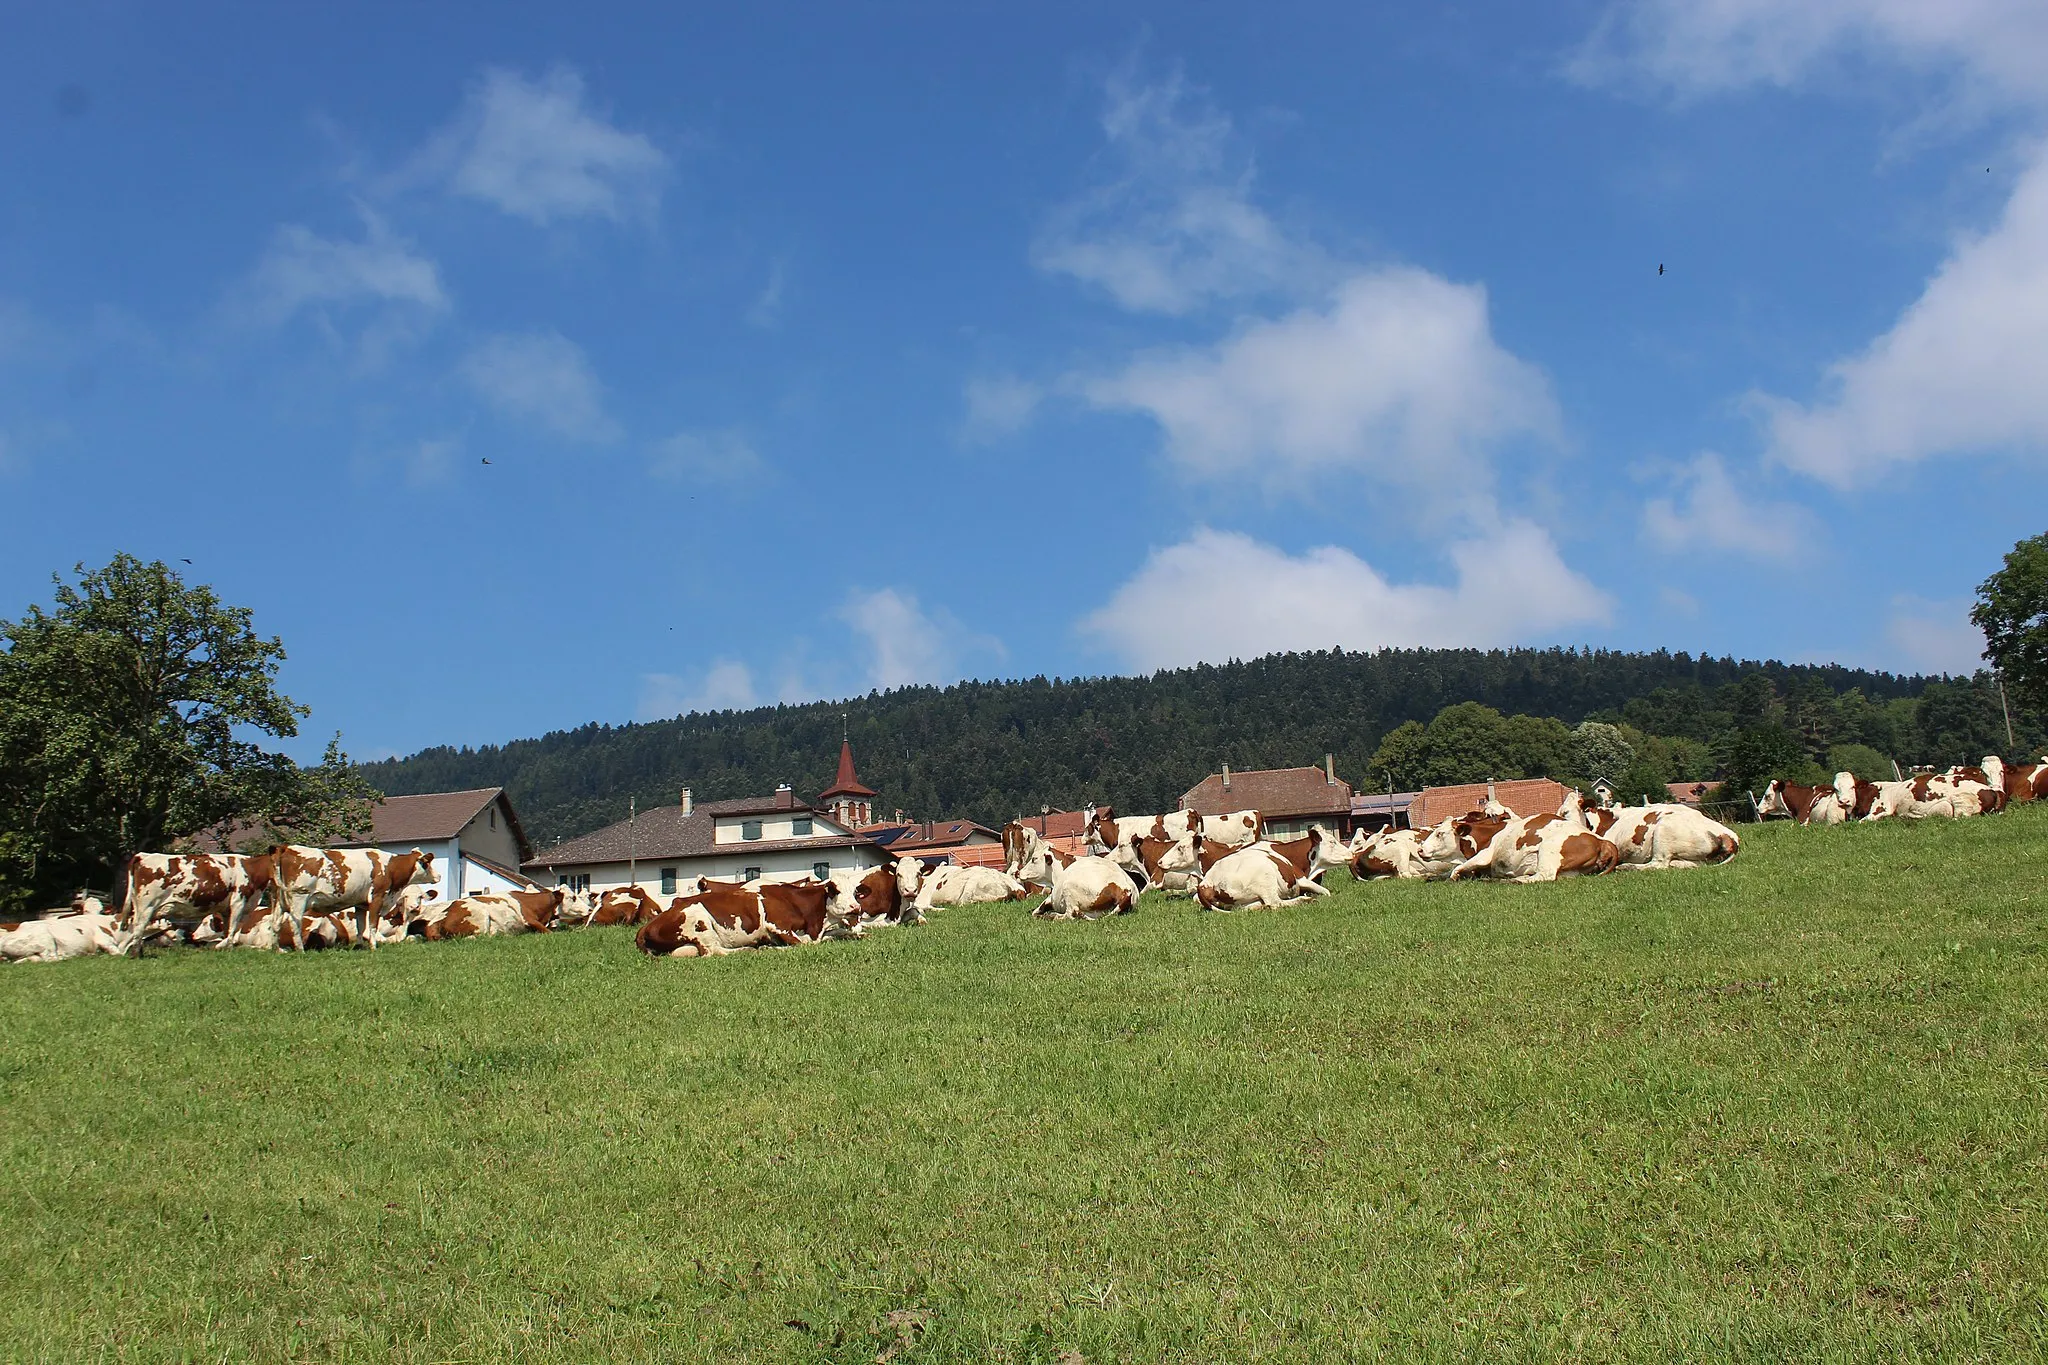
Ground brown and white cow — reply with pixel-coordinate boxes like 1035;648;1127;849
1583;805;1741;869
1087;805;1203;857
1758;779;1848;825
1194;830;1336;911
1031;849;1143;920
1413;810;1512;879
912;864;1031;910
424;889;563;940
121;852;277;948
833;862;921;928
634;882;861;957
1109;828;1202;894
268;846;439;951
1;909;141;962
1449;813;1619;882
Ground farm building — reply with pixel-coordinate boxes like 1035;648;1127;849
337;787;538;899
1007;810;1094;860
524;785;888;895
1350;788;1422;831
1406;778;1570;829
1181;759;1353;840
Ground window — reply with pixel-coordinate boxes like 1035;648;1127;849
743;866;761;883
813;862;831;881
742;819;763;841
489;807;496;830
660;867;677;895
792;816;813;837
558;873;589;893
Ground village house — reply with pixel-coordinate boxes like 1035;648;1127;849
863;816;1006;868
523;742;891;894
337;787;538;900
1181;758;1353;840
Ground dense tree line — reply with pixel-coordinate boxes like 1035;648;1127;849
360;647;2041;849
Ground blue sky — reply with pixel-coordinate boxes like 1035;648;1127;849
4;1;2046;762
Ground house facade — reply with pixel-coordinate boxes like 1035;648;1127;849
524;785;888;896
340;787;537;900
1181;758;1354;839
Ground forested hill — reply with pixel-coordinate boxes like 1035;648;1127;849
360;647;1961;848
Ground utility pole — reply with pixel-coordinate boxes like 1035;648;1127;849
1998;674;2017;751
628;795;637;891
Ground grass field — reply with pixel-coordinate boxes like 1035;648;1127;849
4;812;2046;1362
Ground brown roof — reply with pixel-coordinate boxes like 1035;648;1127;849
340;788;534;861
1010;810;1091;839
820;740;876;799
1666;782;1710;806
1181;767;1352;819
1408;779;1569;829
524;798;876;869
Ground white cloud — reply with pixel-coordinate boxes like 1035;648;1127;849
840;588;1000;691
639;659;760;720
459;330;619;442
414;67;667;225
1641;453;1820;558
235;213;447;326
1079;523;1612;672
1886;595;1986;674
960;374;1043;444
1084;268;1556;510
649;429;767;487
745;261;788;329
1032;69;1322;314
1572;0;2048;106
1760;142;2048;484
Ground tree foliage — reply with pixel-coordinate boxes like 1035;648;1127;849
0;556;376;912
359;646;2026;850
1972;532;2048;708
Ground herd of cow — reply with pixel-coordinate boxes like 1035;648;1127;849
3;754;2039;964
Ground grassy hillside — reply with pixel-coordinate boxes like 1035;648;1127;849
4;811;2046;1361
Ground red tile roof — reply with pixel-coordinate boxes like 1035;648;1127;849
1181;767;1351;819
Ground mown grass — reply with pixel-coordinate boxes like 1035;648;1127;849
3;811;2046;1362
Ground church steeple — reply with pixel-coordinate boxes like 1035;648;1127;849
819;738;877;829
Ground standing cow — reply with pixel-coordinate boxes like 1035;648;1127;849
268;846;439;952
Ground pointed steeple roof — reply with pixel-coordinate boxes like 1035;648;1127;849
820;739;876;799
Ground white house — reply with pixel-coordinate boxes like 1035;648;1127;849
340;787;538;900
524;784;889;897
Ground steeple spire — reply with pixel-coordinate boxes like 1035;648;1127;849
820;737;877;828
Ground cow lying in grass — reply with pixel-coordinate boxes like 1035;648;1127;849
1450;812;1620;883
1195;828;1349;910
1;908;152;962
634;881;863;957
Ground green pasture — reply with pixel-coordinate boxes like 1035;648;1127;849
3;812;2046;1362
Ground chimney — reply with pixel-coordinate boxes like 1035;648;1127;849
680;788;693;816
1222;763;1232;791
775;783;794;809
1325;753;1336;785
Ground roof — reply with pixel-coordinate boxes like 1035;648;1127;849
1351;791;1421;816
870;819;1001;852
820;740;876;799
1666;782;1710;806
1182;767;1352;819
524;798;875;869
1010;810;1091;839
340;788;534;861
461;849;540;889
1408;779;1569;829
